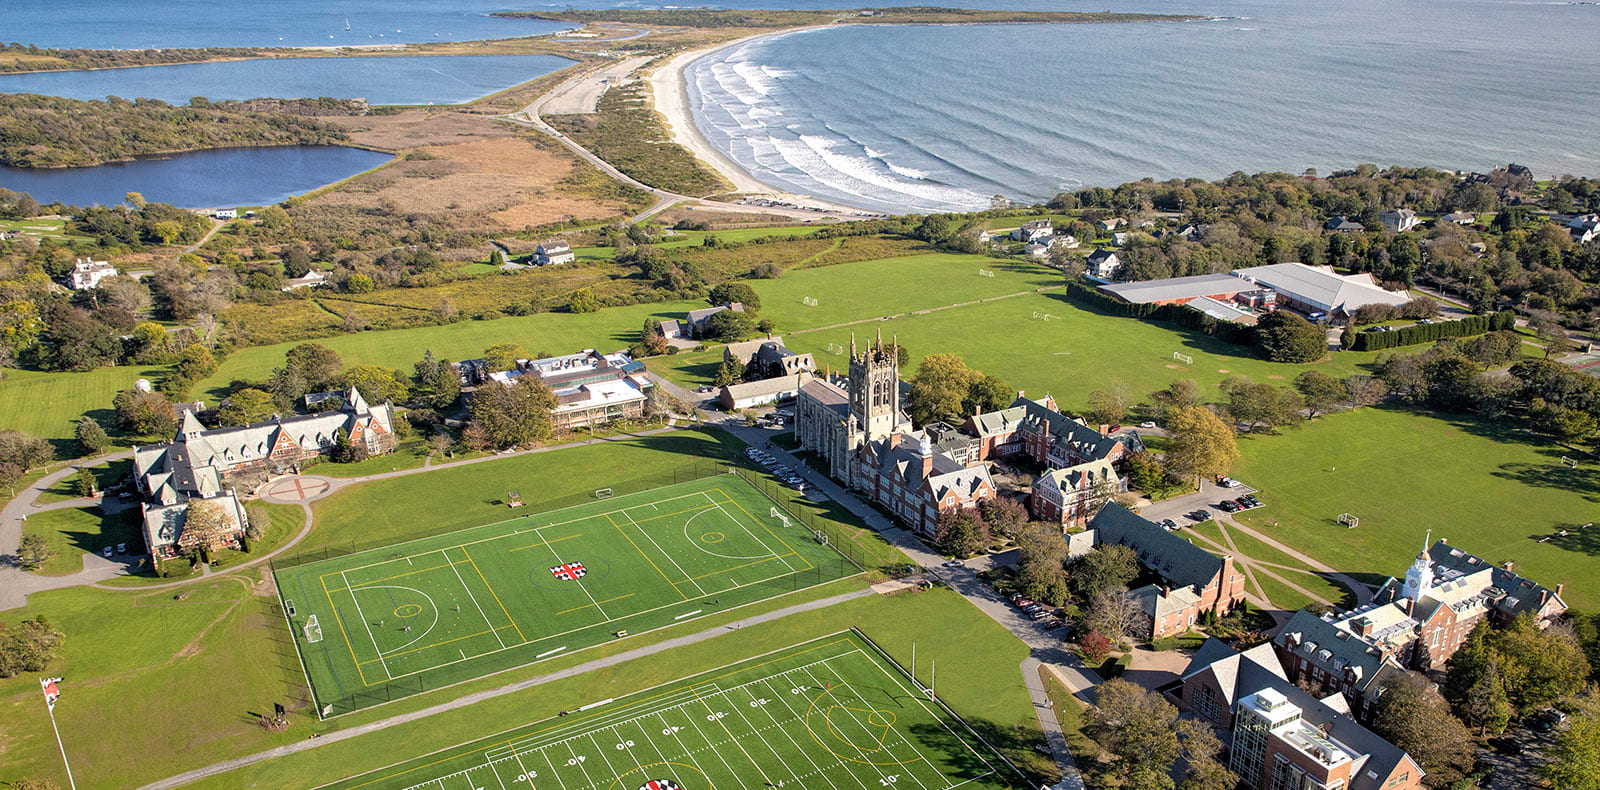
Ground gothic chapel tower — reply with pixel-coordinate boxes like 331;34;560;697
849;328;900;441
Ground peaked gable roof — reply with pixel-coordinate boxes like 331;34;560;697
1275;609;1396;693
1090;503;1225;590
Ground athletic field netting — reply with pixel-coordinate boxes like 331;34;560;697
318;630;1026;790
274;474;860;715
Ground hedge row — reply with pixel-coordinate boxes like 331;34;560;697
1063;280;1255;345
1345;310;1516;351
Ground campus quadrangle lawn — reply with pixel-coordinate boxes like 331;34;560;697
1231;407;1600;610
278;474;859;714
321;632;1023;790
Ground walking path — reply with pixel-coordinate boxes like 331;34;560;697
136;587;875;790
0;426;682;609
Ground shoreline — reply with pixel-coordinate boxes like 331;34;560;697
646;26;876;216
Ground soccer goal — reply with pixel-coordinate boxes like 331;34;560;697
770;506;792;528
814;530;829;546
978;269;994;278
1173;351;1194;364
1337;513;1359;529
1561;456;1580;468
1032;311;1054;321
801;296;819;307
593;487;614;499
825;343;845;355
304;615;323;644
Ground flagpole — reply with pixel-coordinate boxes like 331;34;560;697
46;700;77;790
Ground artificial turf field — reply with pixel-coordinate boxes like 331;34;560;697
276;474;859;715
320;631;1023;790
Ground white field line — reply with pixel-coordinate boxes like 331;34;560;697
343;569;393;680
620;507;708;597
707;491;796;574
443;548;507;650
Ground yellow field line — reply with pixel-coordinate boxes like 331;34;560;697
688;554;797;581
320;559;470;593
506;533;583;553
605;513;689;601
356;625;520;667
719;487;817;574
465;546;527;643
337;637;860;790
555;592;636;616
320;574;369;687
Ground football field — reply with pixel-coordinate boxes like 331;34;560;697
275;474;859;715
319;631;1025;790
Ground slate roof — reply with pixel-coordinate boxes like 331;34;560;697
1275;609;1395;694
1426;541;1565;619
1182;638;1421;790
868;432;993;507
967;405;1027;438
1090;503;1225;590
1325;217;1366;232
798;378;849;420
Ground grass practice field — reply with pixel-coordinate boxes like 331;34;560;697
277;474;858;715
321;631;1023;790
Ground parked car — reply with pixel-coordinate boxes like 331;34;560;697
942;560;964;568
1243;495;1262;507
102;546;113;557
1218;477;1240;488
116;542;127;554
1138;421;1157;429
1015;599;1035;609
1160;518;1179;531
1030;610;1051;620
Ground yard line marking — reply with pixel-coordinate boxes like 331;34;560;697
604;512;692;601
539;750;568;790
464;546;527;644
621;508;709;597
723;679;810;785
585;730;625;785
536;646;567;659
554;592;634;616
756;676;847;790
681;684;750;784
687;554;793;581
850;649;1004;784
806;658;941;790
563;739;598;789
652;709;717;787
505;533;582;553
673;610;702;621
343;569;392;680
507;749;538;788
696;681;775;785
443;547;506;650
707;491;794;575
318;573;369;687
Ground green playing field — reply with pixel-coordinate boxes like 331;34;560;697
274;474;859;715
319;631;1025;790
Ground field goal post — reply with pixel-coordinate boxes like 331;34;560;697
593;487;613;499
1173;351;1194;365
303;615;323;644
1337;513;1359;529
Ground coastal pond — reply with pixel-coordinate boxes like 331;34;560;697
0;146;395;208
0;53;576;106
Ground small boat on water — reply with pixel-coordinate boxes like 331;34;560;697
344;18;351;31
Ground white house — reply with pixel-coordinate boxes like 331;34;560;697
1380;209;1420;233
533;241;575;266
1012;219;1053;243
1086;249;1121;280
213;208;237;220
1568;214;1600;244
1051;234;1080;250
67;258;117;290
281;270;329;291
1025;242;1050;258
1112;232;1130;247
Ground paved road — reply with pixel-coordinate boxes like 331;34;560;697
138;587;875;790
539;55;651;114
0;426;684;610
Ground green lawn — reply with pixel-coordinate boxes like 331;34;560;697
0;364;169;451
301;436;433;478
0;216;93;241
320;631;1023;790
278;473;858;714
1231;407;1600;610
36;459;131;504
177;587;1050;790
20;505;141;575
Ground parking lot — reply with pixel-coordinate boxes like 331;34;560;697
1134;477;1265;529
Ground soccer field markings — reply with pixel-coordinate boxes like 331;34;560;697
396;651;976;790
342;570;394;680
444;547;509;650
606;510;699;601
356;585;440;657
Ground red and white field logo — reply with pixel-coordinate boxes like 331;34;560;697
550;562;587;581
638;780;681;790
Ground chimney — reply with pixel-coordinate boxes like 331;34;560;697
1503;561;1515;572
1556;583;1564;598
1016;389;1025;400
1355;618;1373;637
919;433;934;477
1099;424;1111;436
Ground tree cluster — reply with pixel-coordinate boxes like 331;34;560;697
0;616;63;678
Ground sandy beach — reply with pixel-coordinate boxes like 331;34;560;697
647;28;875;216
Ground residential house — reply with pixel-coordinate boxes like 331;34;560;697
1085;249;1121;280
1030;458;1122;526
1325;217;1366;233
1088;504;1247;638
685;302;745;339
1379;209;1420;233
1568;213;1600;244
1012;219;1053;242
656;319;686;341
1052;234;1080;250
1098;218;1126;231
1231;262;1410;319
533;241;575;266
1024;242;1051;259
281;270;328;291
213;208;237;220
1009;395;1143;469
1445;211;1478;225
66;258;117;290
1112;232;1130;247
723;336;816;380
1176;639;1425;790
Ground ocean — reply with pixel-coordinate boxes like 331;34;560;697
681;0;1600;213
6;0;1598;214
